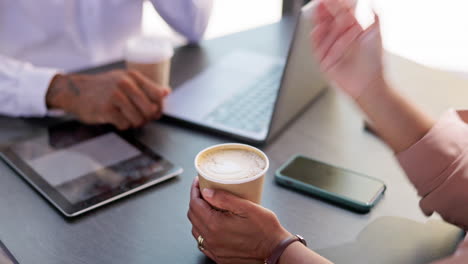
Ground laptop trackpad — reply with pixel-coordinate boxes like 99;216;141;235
164;50;284;119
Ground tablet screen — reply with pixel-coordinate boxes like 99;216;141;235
8;122;171;205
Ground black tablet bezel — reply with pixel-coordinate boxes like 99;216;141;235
0;240;19;264
0;121;182;217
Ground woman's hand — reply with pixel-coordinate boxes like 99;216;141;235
311;0;383;99
312;0;434;153
187;177;291;264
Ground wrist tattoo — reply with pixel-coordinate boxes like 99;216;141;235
66;76;81;96
46;74;81;109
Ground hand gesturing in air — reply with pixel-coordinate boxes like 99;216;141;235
312;0;383;99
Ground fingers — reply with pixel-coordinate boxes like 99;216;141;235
373;12;380;26
315;0;332;23
111;90;145;128
109;70;167;129
189;194;212;217
194;176;200;188
188;178;219;260
189;177;213;221
191;227;217;261
188;209;206;236
201;189;256;216
323;0;352;16
190;177;201;200
311;0;364;74
365;12;381;36
311;18;332;54
118;76;159;122
108;107;132;130
128;71;169;119
320;22;362;71
130;70;170;98
315;4;360;63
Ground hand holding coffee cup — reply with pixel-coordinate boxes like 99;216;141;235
195;143;269;204
189;144;292;263
125;36;173;88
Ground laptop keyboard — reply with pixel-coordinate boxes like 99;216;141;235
205;65;283;133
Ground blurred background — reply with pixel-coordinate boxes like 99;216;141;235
142;0;283;42
142;0;468;77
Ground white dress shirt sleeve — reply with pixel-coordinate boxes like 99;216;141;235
0;55;59;117
150;0;213;43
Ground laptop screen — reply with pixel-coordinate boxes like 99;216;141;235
267;1;327;141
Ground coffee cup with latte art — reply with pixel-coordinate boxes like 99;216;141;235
195;143;269;204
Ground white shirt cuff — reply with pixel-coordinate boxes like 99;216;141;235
17;65;59;117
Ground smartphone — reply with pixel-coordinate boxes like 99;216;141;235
275;155;386;213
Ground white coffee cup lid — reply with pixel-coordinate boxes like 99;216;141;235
125;35;174;64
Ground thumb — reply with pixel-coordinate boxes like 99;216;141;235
201;188;256;216
368;10;381;32
373;11;381;28
362;11;382;42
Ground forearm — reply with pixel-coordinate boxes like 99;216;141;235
396;109;468;227
279;242;332;264
356;75;435;153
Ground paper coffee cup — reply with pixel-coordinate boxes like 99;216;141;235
125;35;174;87
195;143;269;204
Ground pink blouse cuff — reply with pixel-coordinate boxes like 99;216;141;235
396;109;468;197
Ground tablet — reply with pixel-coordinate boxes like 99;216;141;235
0;121;183;217
0;241;19;264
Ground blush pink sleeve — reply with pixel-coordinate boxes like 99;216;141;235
396;109;468;263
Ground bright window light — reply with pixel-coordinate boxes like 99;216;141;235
358;0;468;73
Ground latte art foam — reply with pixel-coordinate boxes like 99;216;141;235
197;149;266;180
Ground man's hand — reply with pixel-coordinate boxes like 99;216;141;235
46;70;170;130
311;0;383;99
187;177;291;264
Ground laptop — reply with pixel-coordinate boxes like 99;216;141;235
164;2;326;144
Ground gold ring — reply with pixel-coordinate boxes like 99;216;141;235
197;235;205;251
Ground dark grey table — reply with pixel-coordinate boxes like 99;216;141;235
0;18;452;264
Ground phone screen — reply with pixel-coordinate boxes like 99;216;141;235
279;156;385;204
